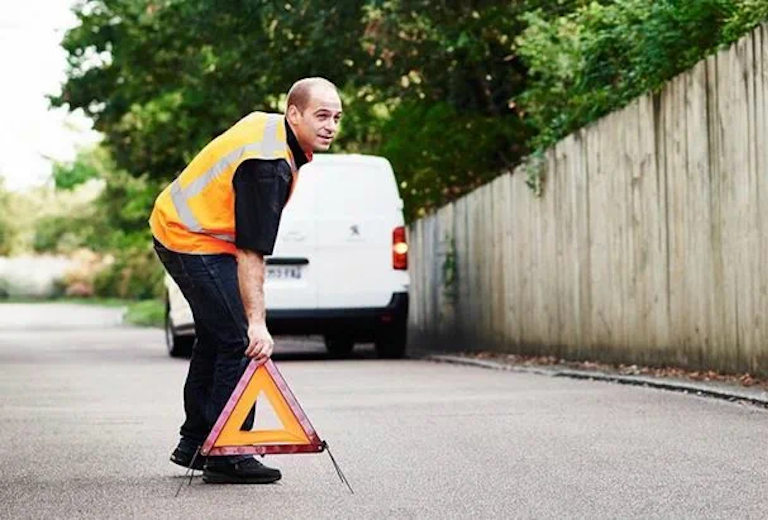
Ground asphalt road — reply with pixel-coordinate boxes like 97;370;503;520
1;303;767;519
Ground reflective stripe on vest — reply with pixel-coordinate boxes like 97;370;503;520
168;114;285;243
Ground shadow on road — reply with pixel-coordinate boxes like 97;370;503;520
271;341;378;362
271;351;377;362
167;342;381;364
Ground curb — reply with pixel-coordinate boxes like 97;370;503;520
426;354;768;409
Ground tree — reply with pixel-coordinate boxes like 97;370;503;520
54;0;766;219
0;179;14;256
53;0;371;182
516;0;768;151
52;146;109;190
359;1;591;214
53;0;576;218
35;146;158;254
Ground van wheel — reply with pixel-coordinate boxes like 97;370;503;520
165;300;194;358
324;335;354;359
375;323;407;359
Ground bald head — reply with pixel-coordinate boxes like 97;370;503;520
286;77;339;114
285;77;343;154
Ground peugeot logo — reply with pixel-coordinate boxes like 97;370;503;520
284;230;306;242
350;225;360;236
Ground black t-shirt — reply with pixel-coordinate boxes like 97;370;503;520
232;120;308;255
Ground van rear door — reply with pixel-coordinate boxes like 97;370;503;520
266;164;319;310
312;156;404;309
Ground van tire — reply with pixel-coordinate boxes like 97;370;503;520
165;300;194;358
375;323;407;359
324;335;355;359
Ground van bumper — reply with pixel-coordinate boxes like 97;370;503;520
266;292;409;340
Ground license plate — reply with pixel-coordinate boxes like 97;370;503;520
266;265;303;280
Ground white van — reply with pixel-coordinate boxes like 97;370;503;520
164;154;411;359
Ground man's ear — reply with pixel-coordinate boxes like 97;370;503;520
286;105;300;124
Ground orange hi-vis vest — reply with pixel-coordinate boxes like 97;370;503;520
150;112;300;255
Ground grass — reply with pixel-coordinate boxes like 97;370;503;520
123;299;164;328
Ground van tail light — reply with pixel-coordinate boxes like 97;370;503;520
393;226;408;270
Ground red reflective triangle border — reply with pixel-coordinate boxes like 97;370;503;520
200;359;324;456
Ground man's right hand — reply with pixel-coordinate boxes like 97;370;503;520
245;321;274;360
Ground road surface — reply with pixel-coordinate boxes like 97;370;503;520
1;303;766;519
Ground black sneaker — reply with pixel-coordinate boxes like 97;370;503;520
202;457;282;484
170;444;206;471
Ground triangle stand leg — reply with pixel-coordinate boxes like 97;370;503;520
175;446;201;497
323;441;354;495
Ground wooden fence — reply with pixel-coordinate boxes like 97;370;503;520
408;24;768;375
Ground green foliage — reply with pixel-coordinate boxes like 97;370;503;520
52;147;108;190
124;298;164;327
54;0;768;216
381;101;523;217
0;224;11;256
87;167;159;252
517;0;768;153
43;146;158;254
53;0;371;182
31;145;162;300
94;246;164;300
0;180;14;256
32;215;86;254
54;0;578;218
441;234;457;302
523;150;546;198
721;0;768;43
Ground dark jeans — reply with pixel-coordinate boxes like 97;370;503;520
153;238;251;462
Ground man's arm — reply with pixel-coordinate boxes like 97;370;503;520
236;248;273;359
232;159;293;359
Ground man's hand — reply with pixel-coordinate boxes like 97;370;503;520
236;248;272;360
245;321;274;360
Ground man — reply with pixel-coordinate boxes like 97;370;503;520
150;77;342;484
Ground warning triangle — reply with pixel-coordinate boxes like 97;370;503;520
201;359;324;456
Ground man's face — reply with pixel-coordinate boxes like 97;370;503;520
287;85;343;152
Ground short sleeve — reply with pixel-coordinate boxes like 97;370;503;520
233;159;293;255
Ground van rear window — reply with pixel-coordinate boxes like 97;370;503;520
311;163;399;214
